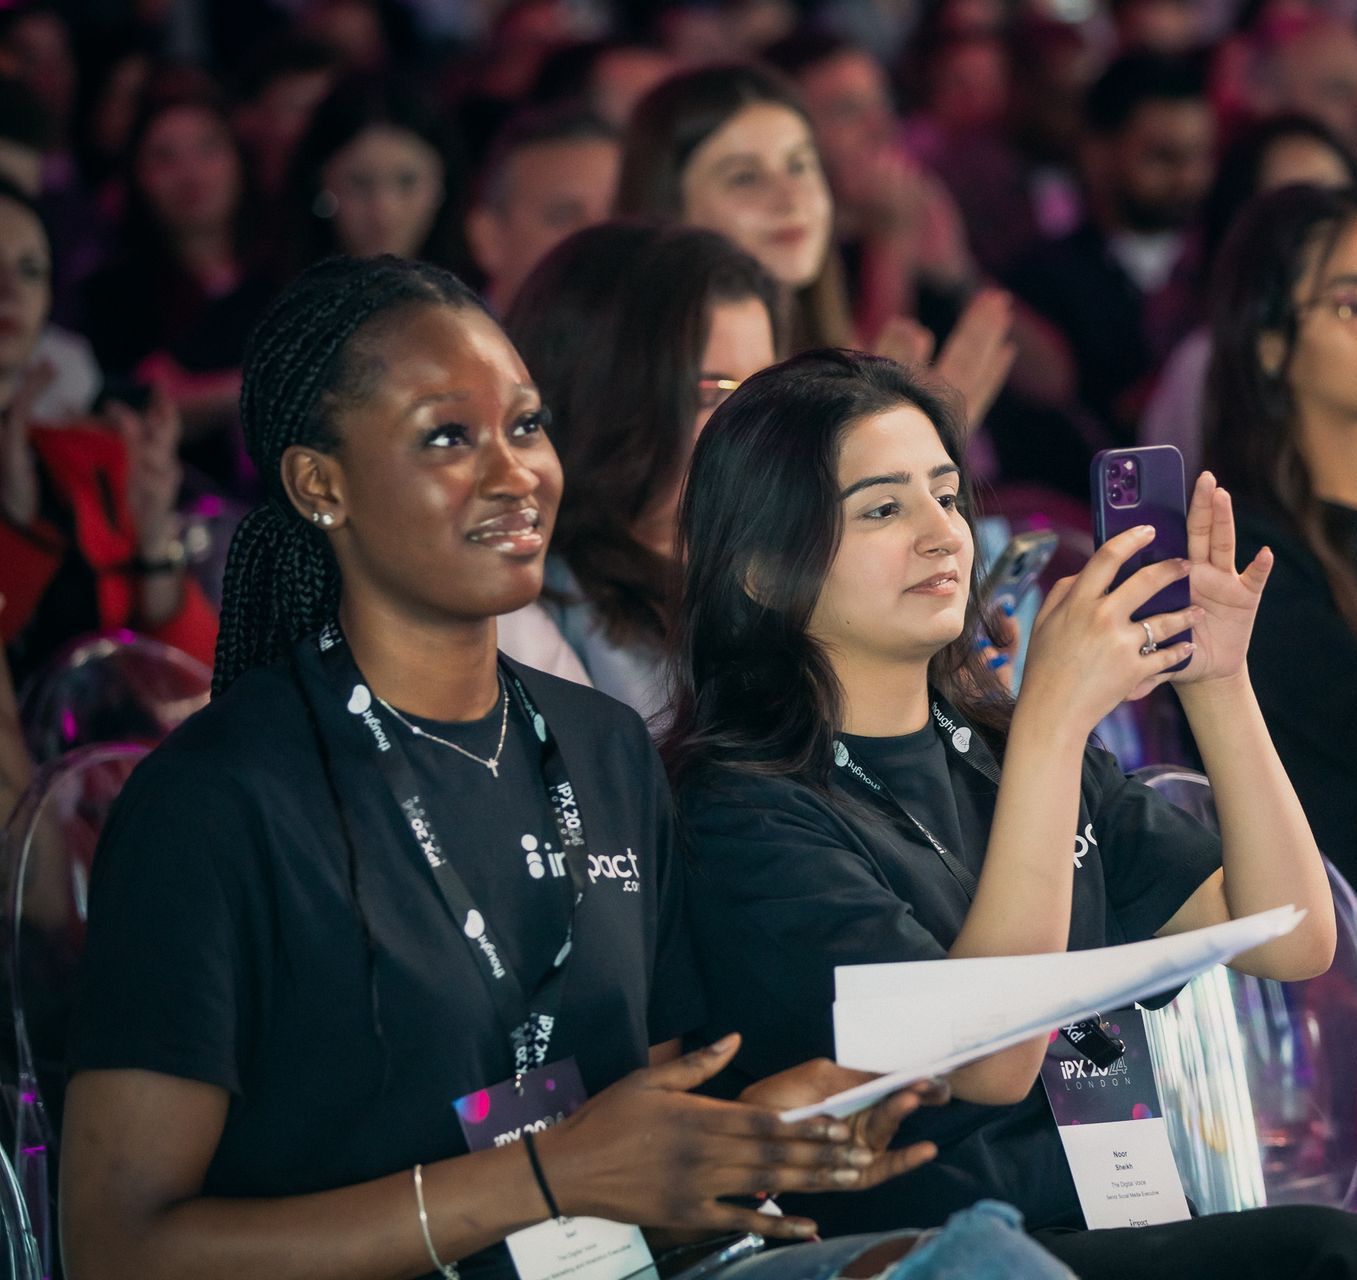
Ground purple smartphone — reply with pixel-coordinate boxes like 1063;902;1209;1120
1091;445;1192;672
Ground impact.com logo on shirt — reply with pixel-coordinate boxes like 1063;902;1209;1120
590;848;642;891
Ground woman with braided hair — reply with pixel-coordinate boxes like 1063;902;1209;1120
57;255;1070;1280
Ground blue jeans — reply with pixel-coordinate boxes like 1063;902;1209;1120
708;1203;1074;1280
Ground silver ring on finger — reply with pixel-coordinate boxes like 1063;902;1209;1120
1138;621;1158;657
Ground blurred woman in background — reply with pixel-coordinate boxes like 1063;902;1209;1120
81;75;272;494
1203;181;1357;886
503;222;778;725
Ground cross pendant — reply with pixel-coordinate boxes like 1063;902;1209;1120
488;761;499;778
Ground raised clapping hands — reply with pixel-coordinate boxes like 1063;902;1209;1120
534;1035;943;1240
873;289;1016;431
0;362;54;530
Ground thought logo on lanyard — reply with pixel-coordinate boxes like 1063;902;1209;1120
1073;823;1099;869
345;682;391;752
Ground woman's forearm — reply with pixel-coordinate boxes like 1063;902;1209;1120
1175;670;1336;978
944;702;1088;1101
64;1143;546;1280
953;700;1085;961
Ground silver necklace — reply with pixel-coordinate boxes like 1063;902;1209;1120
376;678;510;778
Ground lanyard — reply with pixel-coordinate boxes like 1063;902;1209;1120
831;697;999;901
832;696;1124;1068
295;625;590;1087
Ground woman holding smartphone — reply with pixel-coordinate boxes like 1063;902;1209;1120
58;258;1071;1280
663;349;1350;1278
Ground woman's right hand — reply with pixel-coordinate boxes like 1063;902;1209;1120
535;1035;870;1240
1017;524;1199;736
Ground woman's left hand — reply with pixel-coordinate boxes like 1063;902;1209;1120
740;1061;947;1190
1172;472;1273;686
108;384;184;560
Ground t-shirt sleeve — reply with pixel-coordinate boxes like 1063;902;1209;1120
681;774;948;1078
69;751;258;1093
644;752;707;1047
1085;747;1222;944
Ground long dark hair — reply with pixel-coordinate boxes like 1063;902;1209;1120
662;348;1010;792
1202;183;1357;635
122;71;257;269
508;222;779;645
615;63;852;354
282;76;466;275
1200;114;1357;285
212;254;485;696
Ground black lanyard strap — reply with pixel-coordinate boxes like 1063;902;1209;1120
834;694;1119;1067
831;696;994;900
294;625;590;1083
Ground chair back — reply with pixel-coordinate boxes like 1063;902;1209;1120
0;1144;40;1280
1134;765;1357;1213
0;743;150;1275
19;633;209;763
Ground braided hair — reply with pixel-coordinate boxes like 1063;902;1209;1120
213;254;485;695
214;256;486;1078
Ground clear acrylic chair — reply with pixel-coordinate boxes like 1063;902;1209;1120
0;1143;40;1280
18;632;209;764
0;743;149;1276
1134;764;1357;1214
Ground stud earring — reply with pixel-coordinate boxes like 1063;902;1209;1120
312;511;335;527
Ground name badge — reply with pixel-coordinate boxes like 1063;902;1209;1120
456;1059;655;1280
1039;1009;1190;1229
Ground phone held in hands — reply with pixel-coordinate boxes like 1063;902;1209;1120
981;529;1059;614
1091;445;1191;672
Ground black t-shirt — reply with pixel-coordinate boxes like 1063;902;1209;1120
1234;500;1357;886
677;707;1220;1235
398;695;571;991
70;655;704;1280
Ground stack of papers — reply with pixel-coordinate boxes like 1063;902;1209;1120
781;905;1305;1121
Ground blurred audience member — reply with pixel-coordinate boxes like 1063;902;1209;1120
1203;183;1357;884
0;177;216;686
1111;0;1211;54
466;109;619;313
619;64;1020;435
764;32;977;341
505;223;778;725
72;31;154;199
1144;114;1357;474
1007;51;1215;445
285;76;463;271
82;76;270;493
300;0;389;75
530;39;679;127
232;35;341;200
496;222;663;684
1249;16;1357;154
0;2;107;323
618;63;849;351
0;72;98;423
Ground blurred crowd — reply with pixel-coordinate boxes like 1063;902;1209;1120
4;0;1357;867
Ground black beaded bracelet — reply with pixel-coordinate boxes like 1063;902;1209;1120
521;1130;563;1221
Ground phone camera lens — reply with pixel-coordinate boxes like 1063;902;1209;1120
1109;483;1123;501
1121;459;1136;474
1106;462;1120;476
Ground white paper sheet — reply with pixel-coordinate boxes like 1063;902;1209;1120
779;904;1304;1121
